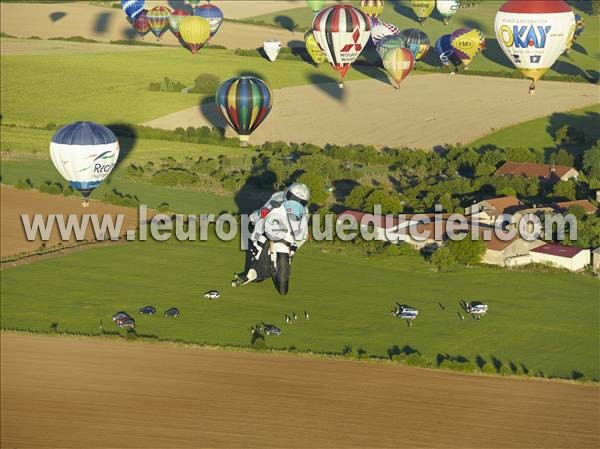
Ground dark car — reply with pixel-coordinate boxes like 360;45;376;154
262;323;281;336
139;306;157;315
164;307;180;318
112;311;129;322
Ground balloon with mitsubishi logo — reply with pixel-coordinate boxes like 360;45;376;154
50;122;120;207
494;0;575;92
312;5;372;88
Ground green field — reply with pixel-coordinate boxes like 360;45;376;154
1;238;598;379
247;0;600;80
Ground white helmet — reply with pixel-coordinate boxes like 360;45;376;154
285;183;310;206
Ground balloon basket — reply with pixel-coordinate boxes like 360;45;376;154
82;199;90;208
338;82;344;89
239;135;250;147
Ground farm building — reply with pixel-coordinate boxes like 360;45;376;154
530;244;591;272
494;161;579;184
465;196;527;225
552;200;598;215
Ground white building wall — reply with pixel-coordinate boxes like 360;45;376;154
530;249;590;271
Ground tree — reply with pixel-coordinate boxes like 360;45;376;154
344;185;373;210
430;246;454;271
364;189;402;214
550;148;575;167
298;172;328;207
447;234;486;266
552;180;577;201
583;145;600;179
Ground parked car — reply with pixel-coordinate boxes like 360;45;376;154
139;306;157;315
164;307;180;318
261;323;281;336
116;317;135;329
204;290;220;300
466;302;488;316
112;311;129;322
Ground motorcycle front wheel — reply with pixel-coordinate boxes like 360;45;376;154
272;252;291;296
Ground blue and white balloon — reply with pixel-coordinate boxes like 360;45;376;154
193;3;224;40
50;122;120;206
121;0;145;20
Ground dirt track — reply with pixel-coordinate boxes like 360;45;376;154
144;75;600;149
1;333;598;449
0;185;143;258
0;2;305;51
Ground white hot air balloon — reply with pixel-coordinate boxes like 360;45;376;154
263;40;282;62
50;122;120;207
495;0;575;93
436;0;460;25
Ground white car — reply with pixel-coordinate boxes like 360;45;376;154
392;305;419;320
466;302;488;316
204;290;220;300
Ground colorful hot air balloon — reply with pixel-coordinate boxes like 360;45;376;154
436;0;460;25
50;122;119;207
304;30;327;65
435;34;462;72
566;13;584;52
169;9;190;37
147;5;171;41
121;0;145;20
263;40;282;62
194;3;223;41
360;0;385;21
215;77;273;147
411;0;435;24
376;34;405;60
383;47;415;88
179;16;211;54
306;0;325;15
495;0;575;91
312;5;372;88
187;0;202;5
451;27;485;68
133;10;150;38
371;22;400;47
400;28;431;61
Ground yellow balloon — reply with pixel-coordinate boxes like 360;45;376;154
360;0;385;19
305;31;327;64
179;16;211;54
451;28;485;67
411;0;435;24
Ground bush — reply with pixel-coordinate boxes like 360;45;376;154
148;77;187;93
499;364;513;376
15;179;33;190
190;73;221;94
430;246;454;271
481;363;497;374
48;36;99;44
103;189;140;208
447;234;486;266
38;181;63;195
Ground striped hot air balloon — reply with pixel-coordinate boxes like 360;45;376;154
50;122;120;207
147;5;171;40
359;0;385;21
215;77;273;146
193;3;224;41
121;0;145;20
312;5;372;88
436;0;460;25
179;16;211;54
400;28;431;61
451;27;485;68
169;9;190;37
133;9;150;38
376;34;405;60
435;34;462;72
371;22;400;47
383;47;415;88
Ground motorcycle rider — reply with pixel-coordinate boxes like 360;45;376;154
232;183;310;287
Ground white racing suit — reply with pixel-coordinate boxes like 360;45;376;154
240;191;309;283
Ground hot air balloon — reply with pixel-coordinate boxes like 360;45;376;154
371;22;400;47
399;28;431;61
312;5;372;88
451;27;485;68
566;13;584;52
194;3;223;41
133;10;150;38
411;0;435;24
169;9;190;38
50;122;119;207
436;0;460;25
121;0;145;20
147;6;171;41
187;0;202;5
495;0;575;92
215;77;273;147
360;0;385;21
435;34;462;72
383;47;415;88
179;16;211;54
306;0;325;15
376;34;405;60
304;30;327;65
263;40;282;62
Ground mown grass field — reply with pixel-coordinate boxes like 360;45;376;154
1;237;598;379
247;0;600;79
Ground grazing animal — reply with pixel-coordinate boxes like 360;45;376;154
285;314;291;324
293;312;297;321
304;310;309;320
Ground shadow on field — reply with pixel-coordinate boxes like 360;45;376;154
552;60;599;83
391;1;417;22
571;42;588;56
546;110;600;154
288;40;315;65
234;172;275;215
167;0;194;14
457;18;488;34
275;15;296;32
106;123;137;169
308;73;348;101
94;12;112;34
482;38;514;69
387;344;420;358
49;12;67;22
199;96;226;130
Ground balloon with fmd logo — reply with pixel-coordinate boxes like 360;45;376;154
50;122;120;207
494;0;575;91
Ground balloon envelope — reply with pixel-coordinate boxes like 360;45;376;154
147;6;171;40
215;77;273;145
179;16;211;54
193;4;224;40
169;9;190;36
371;22;400;47
567;13;584;50
411;0;435;23
50;122;119;203
376;34;405;60
263;40;282;62
383;47;415;88
360;0;385;19
451;27;485;66
399;28;431;61
435;33;462;68
133;10;150;37
121;0;145;20
312;5;372;84
436;0;460;24
494;0;575;82
306;0;325;13
304;31;327;64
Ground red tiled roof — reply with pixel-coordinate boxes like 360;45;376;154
530;244;584;258
481;196;526;215
495;161;576;182
336;210;399;229
553;200;598;214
